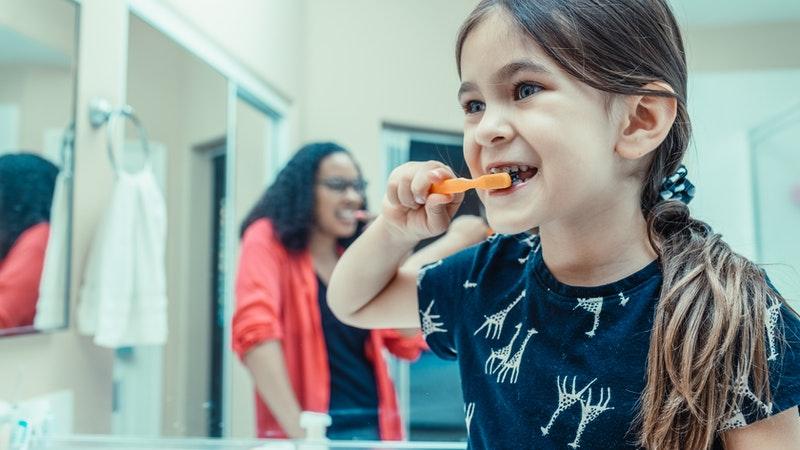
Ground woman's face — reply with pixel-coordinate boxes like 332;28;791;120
313;152;365;239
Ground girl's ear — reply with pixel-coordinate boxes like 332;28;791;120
615;82;678;160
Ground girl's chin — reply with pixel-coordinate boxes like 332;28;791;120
486;212;538;235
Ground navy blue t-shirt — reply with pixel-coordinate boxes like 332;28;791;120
417;233;800;450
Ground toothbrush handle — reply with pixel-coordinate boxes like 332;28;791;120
430;178;474;195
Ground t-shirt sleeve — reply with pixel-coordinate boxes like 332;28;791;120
416;245;477;361
764;302;800;417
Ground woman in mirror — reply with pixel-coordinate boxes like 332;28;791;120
232;142;427;440
0;152;58;329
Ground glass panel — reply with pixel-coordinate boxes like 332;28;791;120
0;0;78;336
119;13;228;438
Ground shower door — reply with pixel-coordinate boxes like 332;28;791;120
751;104;800;309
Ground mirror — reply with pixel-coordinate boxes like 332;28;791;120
83;0;800;445
0;0;77;335
2;1;799;449
114;13;229;437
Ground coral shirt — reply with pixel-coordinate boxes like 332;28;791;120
0;222;50;328
232;219;425;440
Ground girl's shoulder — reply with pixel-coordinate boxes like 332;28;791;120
427;232;536;267
419;232;536;288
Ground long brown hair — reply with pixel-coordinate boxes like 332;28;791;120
456;1;788;448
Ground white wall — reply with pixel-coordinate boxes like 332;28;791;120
684;21;800;71
160;0;306;150
0;0;75;60
302;0;478;206
687;69;800;293
0;67;72;152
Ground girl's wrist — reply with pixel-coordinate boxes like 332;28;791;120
371;215;420;252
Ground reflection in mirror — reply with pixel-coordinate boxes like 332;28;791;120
229;97;277;440
114;14;228;438
0;0;77;335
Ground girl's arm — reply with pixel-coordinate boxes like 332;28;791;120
722;407;800;449
329;217;422;328
328;161;463;329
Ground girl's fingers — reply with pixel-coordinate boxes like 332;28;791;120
410;166;456;204
396;176;419;209
385;180;402;208
424;194;456;231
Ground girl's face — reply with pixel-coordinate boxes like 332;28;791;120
459;9;629;234
313;152;365;239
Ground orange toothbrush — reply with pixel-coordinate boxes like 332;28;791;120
430;172;512;195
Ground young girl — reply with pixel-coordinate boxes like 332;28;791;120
328;0;800;449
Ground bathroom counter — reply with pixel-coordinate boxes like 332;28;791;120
33;435;467;450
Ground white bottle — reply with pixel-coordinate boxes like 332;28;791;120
297;412;331;450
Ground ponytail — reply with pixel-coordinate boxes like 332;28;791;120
639;199;780;449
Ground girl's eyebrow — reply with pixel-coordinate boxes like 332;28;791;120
458;59;553;99
458;81;478;100
493;59;552;83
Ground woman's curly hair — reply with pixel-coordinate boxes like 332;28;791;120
0;152;59;259
240;142;367;252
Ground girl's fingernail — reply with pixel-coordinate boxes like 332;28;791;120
415;195;426;204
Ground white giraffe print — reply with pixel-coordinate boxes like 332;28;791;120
519;234;537;248
731;372;773;416
618;291;630;307
518;254;530;265
574;297;604;337
474;290;525;339
420;300;447;338
463;280;478;289
487;233;499;242
417;260;443;288
485;323;522;374
464;402;475;435
764;300;781;361
718;405;747;432
496;327;537;384
568;387;614;448
541;376;597;436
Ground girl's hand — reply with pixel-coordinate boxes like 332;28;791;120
382;161;464;244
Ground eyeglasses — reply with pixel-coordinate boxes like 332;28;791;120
318;177;368;193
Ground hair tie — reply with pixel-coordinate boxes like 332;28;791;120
659;164;695;204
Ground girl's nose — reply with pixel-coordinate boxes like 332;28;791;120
474;106;513;148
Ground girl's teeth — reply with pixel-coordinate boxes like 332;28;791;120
490;168;499;174
510;165;518;172
520;165;529;172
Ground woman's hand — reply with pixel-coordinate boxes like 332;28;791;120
382;161;464;244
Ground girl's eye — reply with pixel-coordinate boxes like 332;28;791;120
463;100;485;114
515;82;543;100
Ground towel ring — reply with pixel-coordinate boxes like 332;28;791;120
88;98;151;175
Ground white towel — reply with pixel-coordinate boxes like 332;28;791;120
78;167;167;347
33;171;69;330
